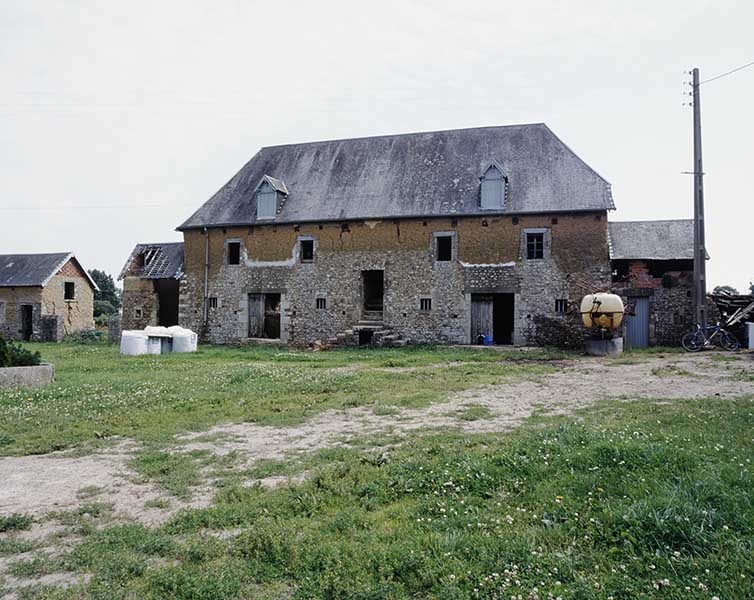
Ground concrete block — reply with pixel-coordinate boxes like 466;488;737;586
0;363;55;389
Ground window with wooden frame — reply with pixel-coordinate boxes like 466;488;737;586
64;282;75;300
227;241;241;265
526;232;544;260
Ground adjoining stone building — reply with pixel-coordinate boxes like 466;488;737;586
119;243;184;331
609;220;695;347
0;253;98;341
121;123;696;348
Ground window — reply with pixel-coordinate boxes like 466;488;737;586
227;241;241;265
555;299;568;315
208;297;218;309
526;232;544;260
0;301;5;325
420;298;432;311
300;239;314;262
135;308;143;318
256;182;277;219
436;235;453;262
64;282;75;300
316;297;327;310
480;163;505;209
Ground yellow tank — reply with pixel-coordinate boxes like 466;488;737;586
580;293;624;330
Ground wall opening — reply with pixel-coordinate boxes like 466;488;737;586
470;293;514;345
155;279;180;326
362;270;384;313
21;305;33;341
248;293;281;339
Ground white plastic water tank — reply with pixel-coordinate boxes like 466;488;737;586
747;322;754;350
146;336;163;355
171;328;198;353
120;331;148;355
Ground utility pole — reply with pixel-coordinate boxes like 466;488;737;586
691;67;707;329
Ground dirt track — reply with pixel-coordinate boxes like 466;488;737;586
1;352;752;529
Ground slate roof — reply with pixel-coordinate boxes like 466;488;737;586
178;123;614;230
0;253;98;289
119;243;184;280
608;220;694;260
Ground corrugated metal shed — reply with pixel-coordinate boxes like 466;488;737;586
608;220;694;260
0;253;98;289
178;123;614;230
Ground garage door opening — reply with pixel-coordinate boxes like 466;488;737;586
471;293;514;345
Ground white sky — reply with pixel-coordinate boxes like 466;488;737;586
2;0;752;292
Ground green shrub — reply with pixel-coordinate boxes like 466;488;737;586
0;513;33;532
0;337;41;368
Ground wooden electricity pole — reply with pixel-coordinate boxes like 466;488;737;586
691;67;707;329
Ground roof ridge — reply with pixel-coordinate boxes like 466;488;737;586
260;122;548;150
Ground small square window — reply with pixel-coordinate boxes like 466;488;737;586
526;233;544;260
134;308;143;318
208;297;218;309
227;242;241;265
301;239;314;262
64;282;75;300
555;299;568;314
436;235;452;262
419;298;432;311
316;297;327;310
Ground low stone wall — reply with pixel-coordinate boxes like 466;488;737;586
0;363;55;389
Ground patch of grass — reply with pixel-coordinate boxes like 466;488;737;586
144;498;172;510
8;556;70;578
37;395;750;599
710;353;742;362
0;513;33;532
0;537;37;557
372;404;400;416
450;403;494;421
129;450;209;499
0;343;562;456
650;364;697;378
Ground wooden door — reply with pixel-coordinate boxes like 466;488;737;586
248;294;265;338
626;297;649;348
470;294;493;343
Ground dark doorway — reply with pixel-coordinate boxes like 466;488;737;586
155;279;180;326
362;270;384;312
248;293;281;339
20;305;33;341
470;293;514;345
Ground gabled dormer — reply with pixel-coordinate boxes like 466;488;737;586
254;175;289;220
479;162;506;210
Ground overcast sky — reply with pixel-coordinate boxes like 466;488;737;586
2;0;752;292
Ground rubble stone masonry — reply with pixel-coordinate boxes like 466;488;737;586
177;212;612;345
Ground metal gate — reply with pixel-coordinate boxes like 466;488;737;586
626;297;649;348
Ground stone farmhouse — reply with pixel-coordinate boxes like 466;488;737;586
0;253;98;341
120;124;695;348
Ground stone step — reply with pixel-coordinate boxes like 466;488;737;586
389;339;408;347
354;324;384;331
382;334;400;342
363;311;384;320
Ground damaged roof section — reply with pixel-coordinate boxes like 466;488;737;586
178;123;614;230
119;242;184;280
0;252;98;289
608;220;695;261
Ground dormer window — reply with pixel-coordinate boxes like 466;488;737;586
480;162;506;210
254;175;289;220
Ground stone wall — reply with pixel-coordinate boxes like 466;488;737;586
178;212;611;346
121;277;159;330
41;272;95;335
611;260;694;346
39;315;65;342
0;288;43;341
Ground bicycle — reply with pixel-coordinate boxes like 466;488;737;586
682;322;740;352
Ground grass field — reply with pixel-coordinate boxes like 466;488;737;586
1;343;752;599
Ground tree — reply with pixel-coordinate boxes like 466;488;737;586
88;269;121;317
712;285;739;296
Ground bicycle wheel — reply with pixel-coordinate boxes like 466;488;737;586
682;330;704;352
720;331;740;351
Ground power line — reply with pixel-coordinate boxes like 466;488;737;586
700;60;754;85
